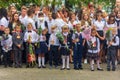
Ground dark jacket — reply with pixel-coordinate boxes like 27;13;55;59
12;32;24;50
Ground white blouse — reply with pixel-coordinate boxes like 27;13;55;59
24;17;36;30
94;20;105;31
68;20;80;30
0;17;9;27
24;30;39;43
106;22;117;28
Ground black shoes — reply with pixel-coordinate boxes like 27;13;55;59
38;66;46;69
61;68;70;70
38;66;42;69
107;68;110;71
107;68;116;71
61;68;65;70
97;68;103;71
91;69;94;71
42;66;46;68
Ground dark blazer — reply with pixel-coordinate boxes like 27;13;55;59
12;32;24;50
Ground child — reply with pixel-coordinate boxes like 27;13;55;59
1;27;13;67
12;24;24;68
24;23;38;68
48;25;60;69
72;23;85;70
36;28;48;68
107;28;119;71
60;25;72;70
87;28;103;71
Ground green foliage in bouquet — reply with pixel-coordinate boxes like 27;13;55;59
56;32;64;42
38;26;42;35
56;32;69;49
36;26;42;48
105;29;112;41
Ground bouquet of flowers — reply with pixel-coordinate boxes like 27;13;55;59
56;32;68;49
27;44;36;63
27;35;36;66
82;27;91;40
56;32;64;42
104;27;113;41
88;39;97;48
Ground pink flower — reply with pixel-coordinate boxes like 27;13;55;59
82;28;91;40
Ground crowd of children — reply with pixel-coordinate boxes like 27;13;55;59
0;4;120;71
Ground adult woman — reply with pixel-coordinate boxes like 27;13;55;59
8;12;21;34
81;13;92;64
94;12;105;63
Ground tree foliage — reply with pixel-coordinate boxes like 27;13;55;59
0;0;116;10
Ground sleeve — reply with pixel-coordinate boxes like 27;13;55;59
0;18;8;27
112;36;119;46
24;32;27;42
32;32;38;43
8;35;13;48
72;34;76;40
48;35;52;47
32;22;36;30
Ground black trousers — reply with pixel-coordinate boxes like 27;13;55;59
107;47;117;70
49;45;59;67
3;50;12;66
14;50;22;66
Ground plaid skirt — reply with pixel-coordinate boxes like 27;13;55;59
87;52;99;60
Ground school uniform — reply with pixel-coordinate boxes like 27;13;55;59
107;35;119;71
1;34;13;67
24;30;38;64
36;34;48;54
49;32;60;67
72;32;84;69
60;33;72;56
19;15;28;27
54;18;67;32
24;17;36;30
87;36;100;60
46;19;55;34
68;20;80;30
12;32;24;67
0;17;9;35
94;20;105;43
60;32;72;69
106;22;117;28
